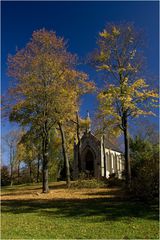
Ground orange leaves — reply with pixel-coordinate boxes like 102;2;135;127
32;29;65;51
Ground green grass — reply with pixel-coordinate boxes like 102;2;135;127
1;182;159;239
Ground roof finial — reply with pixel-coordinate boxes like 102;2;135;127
87;110;90;119
86;110;91;133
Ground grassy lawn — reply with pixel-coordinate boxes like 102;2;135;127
1;182;159;239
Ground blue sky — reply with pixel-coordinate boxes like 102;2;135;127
1;1;159;163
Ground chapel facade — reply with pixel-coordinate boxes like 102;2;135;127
73;115;124;179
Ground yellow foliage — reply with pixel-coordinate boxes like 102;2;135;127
99;30;110;38
98;76;159;126
112;26;120;36
93;23;158;134
97;65;111;71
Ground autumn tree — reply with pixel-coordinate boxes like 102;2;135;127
21;143;37;183
19;127;43;183
15;142;25;184
3;130;22;186
48;128;62;181
91;23;158;188
54;70;94;187
5;29;91;192
53;73;79;187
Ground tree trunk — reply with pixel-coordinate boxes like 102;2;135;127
123;116;131;189
29;162;32;183
42;136;49;193
10;164;13;187
58;122;71;188
17;161;20;184
37;155;40;183
102;134;107;178
76;112;81;172
10;147;13;186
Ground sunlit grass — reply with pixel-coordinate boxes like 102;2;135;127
1;182;159;239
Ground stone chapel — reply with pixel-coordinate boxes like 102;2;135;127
73;113;124;179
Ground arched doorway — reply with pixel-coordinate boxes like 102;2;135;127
85;149;94;176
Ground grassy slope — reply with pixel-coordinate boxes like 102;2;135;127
1;182;159;239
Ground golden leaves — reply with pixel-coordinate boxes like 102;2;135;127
99;30;111;38
97;76;159;123
112;26;120;36
99;26;120;39
6;29;93;141
97;64;111;71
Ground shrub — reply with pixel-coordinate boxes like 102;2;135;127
106;173;125;187
1;166;10;186
71;173;107;188
130;136;159;200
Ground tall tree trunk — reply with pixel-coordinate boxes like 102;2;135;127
17;161;20;184
58;122;71;188
37;155;40;183
10;164;13;187
42;136;49;193
123;116;131;189
102;134;107;178
76;112;81;172
29;162;32;183
10;147;13;186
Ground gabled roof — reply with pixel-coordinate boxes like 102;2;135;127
104;141;122;153
80;131;122;153
81;131;100;144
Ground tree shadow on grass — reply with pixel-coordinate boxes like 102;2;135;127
48;183;67;190
87;189;125;197
1;183;67;196
1;194;158;222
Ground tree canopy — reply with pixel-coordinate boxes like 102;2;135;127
5;29;94;192
91;23;158;187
